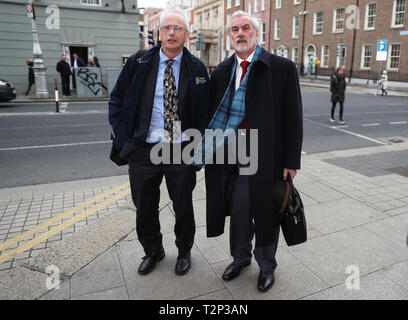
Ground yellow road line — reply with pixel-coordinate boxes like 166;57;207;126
0;182;130;252
0;188;131;265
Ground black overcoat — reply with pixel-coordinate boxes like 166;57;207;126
330;73;346;103
204;47;303;246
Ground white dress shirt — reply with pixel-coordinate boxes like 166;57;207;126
235;50;255;91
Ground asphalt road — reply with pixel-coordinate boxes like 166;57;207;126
0;87;407;188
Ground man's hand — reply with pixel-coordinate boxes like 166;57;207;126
283;168;297;180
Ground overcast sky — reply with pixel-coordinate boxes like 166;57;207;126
138;0;167;8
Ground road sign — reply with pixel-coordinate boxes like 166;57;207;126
400;30;408;35
376;40;387;61
27;3;33;18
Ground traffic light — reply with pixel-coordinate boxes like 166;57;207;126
341;47;346;58
148;30;154;45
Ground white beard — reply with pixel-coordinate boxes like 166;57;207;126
231;37;258;53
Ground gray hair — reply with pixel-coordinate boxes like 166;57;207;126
159;7;189;29
227;10;260;33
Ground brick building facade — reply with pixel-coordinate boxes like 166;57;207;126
270;0;408;81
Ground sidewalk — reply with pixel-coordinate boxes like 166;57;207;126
0;93;109;104
1;143;408;300
300;76;408;97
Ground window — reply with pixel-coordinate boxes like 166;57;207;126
275;19;280;40
392;0;406;27
261;22;266;43
276;0;281;9
255;0;259;13
277;46;288;58
334;8;345;32
337;44;347;68
294;0;301;5
227;0;231;9
293;16;299;38
388;44;401;69
248;1;252;14
262;0;265;11
314;12;323;34
365;3;376;30
361;45;373;69
292;47;299;65
81;0;101;5
321;45;330;67
206;10;210;29
214;9;218;28
235;0;240;6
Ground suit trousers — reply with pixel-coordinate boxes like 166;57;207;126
228;139;280;272
128;141;196;256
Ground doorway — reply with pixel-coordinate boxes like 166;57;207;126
69;46;88;66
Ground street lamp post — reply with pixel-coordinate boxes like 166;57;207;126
28;0;49;98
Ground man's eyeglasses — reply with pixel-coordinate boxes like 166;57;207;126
159;25;187;33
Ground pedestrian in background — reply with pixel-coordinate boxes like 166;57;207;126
71;53;85;89
56;55;71;97
93;56;107;90
330;67;346;125
24;59;35;96
87;58;95;67
379;70;388;96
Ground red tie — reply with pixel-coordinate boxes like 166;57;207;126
239;61;250;129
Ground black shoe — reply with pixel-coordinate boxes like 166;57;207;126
137;249;165;275
222;261;251;281
175;252;191;276
257;271;275;292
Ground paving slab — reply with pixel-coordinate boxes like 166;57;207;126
211;247;329;300
116;236;225;300
70;247;125;298
0;266;49;300
304;198;387;235
302;271;408;300
380;261;408;292
363;213;408;249
287;226;408;286
71;286;129;300
39;280;71;300
191;289;234;300
22;209;135;278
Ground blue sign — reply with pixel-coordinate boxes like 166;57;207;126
400;31;408;35
377;40;387;52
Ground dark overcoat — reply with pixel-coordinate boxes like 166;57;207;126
330;73;346;103
204;47;303;246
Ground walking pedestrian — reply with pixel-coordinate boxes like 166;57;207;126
56;55;71;96
330;67;346;124
109;8;209;276
24;59;35;95
203;11;303;293
379;70;388;96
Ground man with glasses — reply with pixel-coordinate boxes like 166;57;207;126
109;8;209;276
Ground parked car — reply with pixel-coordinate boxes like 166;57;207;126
0;79;17;102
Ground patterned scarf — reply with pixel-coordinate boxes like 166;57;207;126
194;45;262;167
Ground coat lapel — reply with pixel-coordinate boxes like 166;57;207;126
177;54;189;116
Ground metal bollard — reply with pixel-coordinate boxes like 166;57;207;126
54;78;59;113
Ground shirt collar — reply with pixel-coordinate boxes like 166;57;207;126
236;49;255;66
160;48;183;65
